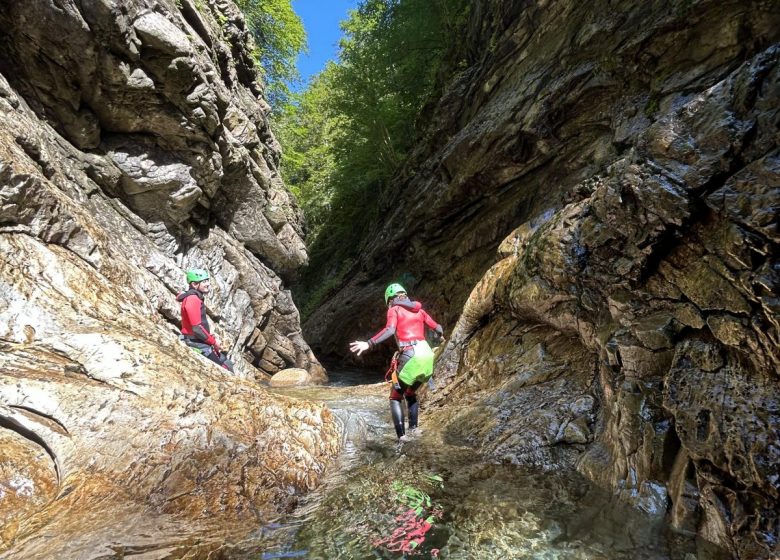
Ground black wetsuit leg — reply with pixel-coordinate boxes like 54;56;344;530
390;400;405;438
204;348;234;371
389;347;416;438
185;339;235;372
405;382;422;429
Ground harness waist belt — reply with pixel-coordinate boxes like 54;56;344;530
398;340;422;348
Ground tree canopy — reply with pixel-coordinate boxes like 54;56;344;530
272;0;469;316
236;0;307;105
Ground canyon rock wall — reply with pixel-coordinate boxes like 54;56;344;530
0;0;336;555
304;1;780;557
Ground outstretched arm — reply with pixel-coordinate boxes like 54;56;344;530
368;325;396;347
350;307;398;355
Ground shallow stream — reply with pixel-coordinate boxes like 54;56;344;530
229;369;705;560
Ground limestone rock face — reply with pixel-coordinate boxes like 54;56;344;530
428;47;779;559
0;0;333;555
0;0;324;377
303;0;779;557
0;0;307;278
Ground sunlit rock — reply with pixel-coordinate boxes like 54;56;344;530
270;367;312;388
0;0;337;556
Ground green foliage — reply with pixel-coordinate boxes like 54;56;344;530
425;473;444;488
235;0;306;105
275;67;340;235
644;92;661;116
298;255;355;320
193;0;208;19
278;0;470;312
391;480;433;515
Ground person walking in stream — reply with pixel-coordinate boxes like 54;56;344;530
350;283;444;442
178;268;234;372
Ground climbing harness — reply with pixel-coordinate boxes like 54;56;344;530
386;338;447;391
385;351;401;390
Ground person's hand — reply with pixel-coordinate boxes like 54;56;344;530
349;340;369;356
212;341;221;354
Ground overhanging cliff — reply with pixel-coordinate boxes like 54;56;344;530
302;1;780;557
304;0;778;363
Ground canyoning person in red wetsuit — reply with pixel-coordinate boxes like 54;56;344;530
178;268;234;372
350;283;444;442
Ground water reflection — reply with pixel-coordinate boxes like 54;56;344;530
241;370;698;560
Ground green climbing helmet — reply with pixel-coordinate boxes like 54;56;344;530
186;268;210;284
384;283;406;304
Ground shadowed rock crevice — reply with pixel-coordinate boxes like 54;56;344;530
9;405;70;437
0;414;61;485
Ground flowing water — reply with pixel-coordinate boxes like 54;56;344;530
226;369;708;560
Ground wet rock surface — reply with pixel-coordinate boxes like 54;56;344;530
0;229;340;557
0;429;58;547
304;1;779;557
428;46;779;559
0;0;334;555
257;375;698;560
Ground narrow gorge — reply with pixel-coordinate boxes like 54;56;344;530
0;0;778;559
304;1;780;558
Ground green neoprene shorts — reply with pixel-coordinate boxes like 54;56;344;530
398;340;434;385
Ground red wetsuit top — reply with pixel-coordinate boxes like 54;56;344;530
177;288;216;345
369;299;443;348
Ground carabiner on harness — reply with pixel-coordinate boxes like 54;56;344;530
384;351;401;391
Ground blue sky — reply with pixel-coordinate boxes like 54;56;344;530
292;0;359;88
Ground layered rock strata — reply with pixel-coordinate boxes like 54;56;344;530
305;0;779;364
0;0;323;379
434;46;779;560
304;0;779;557
0;0;336;555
